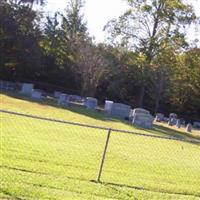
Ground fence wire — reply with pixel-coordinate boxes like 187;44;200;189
1;110;200;198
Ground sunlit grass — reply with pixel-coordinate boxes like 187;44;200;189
1;93;200;199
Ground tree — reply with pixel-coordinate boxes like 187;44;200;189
9;0;45;8
169;48;200;118
0;1;42;80
60;0;87;40
72;38;109;96
105;0;196;107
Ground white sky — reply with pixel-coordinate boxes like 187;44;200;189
43;0;200;45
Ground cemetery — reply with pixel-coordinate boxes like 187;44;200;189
1;80;200;133
1;85;200;200
1;0;200;199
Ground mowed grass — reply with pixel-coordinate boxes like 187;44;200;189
1;93;200;199
1;93;200;140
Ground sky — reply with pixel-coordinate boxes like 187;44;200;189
43;0;200;45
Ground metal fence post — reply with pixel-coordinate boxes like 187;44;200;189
97;128;112;182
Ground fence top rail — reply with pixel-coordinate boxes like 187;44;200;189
1;109;200;144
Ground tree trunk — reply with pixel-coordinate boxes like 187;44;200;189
154;74;164;114
138;86;145;107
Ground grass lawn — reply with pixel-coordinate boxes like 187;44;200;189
1;93;200;199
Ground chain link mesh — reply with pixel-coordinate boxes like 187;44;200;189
1;110;200;198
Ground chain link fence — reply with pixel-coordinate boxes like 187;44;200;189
1;109;200;197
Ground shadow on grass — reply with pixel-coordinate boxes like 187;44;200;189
152;124;200;141
0;189;24;200
1;91;200;144
98;181;200;198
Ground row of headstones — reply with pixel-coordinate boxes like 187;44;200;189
20;84;200;131
58;95;154;129
21;83;43;99
155;113;200;132
0;80;18;91
105;101;154;129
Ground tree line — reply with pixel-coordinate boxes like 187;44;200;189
0;0;200;120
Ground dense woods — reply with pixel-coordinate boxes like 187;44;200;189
0;0;200;120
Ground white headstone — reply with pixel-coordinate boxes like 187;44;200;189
21;83;34;95
105;100;114;113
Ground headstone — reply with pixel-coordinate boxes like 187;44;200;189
132;108;154;129
163;117;169;123
85;97;98;110
155;113;164;122
1;81;16;91
180;119;186;126
110;103;131;119
69;95;83;102
176;119;181;128
193;122;200;129
31;89;42;99
169;113;177;119
129;109;134;121
186;123;192;132
21;83;34;95
169;113;177;126
104;100;114;114
54;91;62;98
168;118;173;126
58;93;69;106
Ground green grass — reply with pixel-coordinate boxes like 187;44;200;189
1;93;200;199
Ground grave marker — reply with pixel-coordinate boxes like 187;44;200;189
21;83;34;95
85;97;98;110
31;89;42;99
132;108;154;129
110;103;131;119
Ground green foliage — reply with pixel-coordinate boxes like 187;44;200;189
0;1;42;80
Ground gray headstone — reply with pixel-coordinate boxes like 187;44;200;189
168;113;177;126
168;118;173;126
155;113;164;122
85;97;98;110
129;109;134;121
163;117;169;123
169;113;177;119
54;91;62;98
130;108;149;122
58;93;69;106
21;83;34;95
132;108;154;129
176;119;181;128
31;89;42;99
110;103;131;119
193;122;200;129
132;108;150;115
69;95;83;102
186;123;192;132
